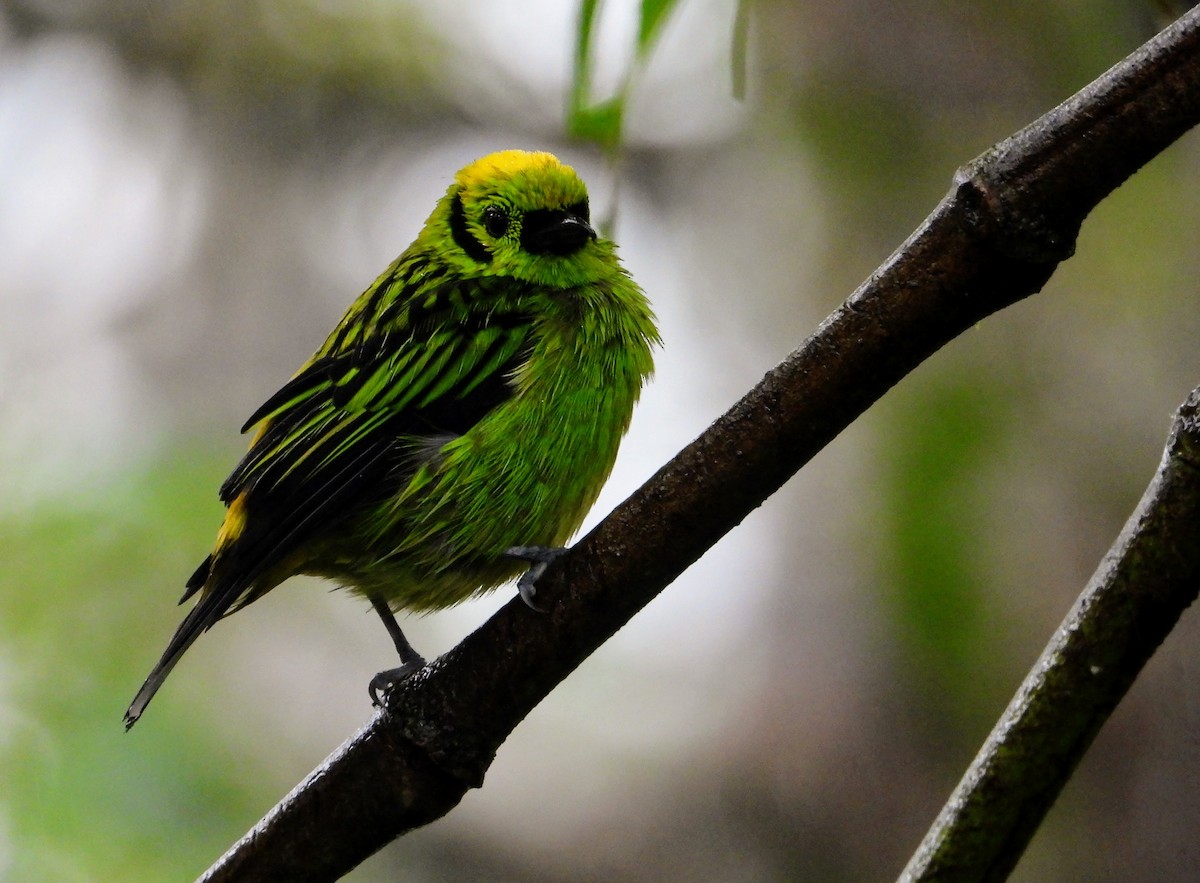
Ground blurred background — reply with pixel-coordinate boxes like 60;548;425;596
2;0;1199;880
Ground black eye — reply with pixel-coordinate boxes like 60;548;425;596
482;205;509;239
567;199;589;223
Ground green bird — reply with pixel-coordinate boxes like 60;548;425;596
124;150;658;728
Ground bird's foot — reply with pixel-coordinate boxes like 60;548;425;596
505;545;569;612
369;657;427;708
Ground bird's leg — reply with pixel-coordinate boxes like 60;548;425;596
368;595;427;707
505;545;569;612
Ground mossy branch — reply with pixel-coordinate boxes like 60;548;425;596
200;9;1200;881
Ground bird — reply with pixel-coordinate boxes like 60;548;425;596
124;149;658;728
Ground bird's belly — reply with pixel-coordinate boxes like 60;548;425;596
321;383;634;611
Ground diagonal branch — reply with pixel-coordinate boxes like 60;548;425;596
200;9;1200;881
899;387;1200;882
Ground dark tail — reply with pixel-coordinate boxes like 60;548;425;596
124;569;242;729
125;431;392;728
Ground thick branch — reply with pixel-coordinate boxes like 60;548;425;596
200;9;1200;881
900;386;1200;882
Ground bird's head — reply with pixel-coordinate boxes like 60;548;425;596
427;150;608;286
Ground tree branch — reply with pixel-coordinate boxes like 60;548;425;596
199;9;1200;881
899;387;1200;882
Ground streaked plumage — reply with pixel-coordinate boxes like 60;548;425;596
124;150;657;728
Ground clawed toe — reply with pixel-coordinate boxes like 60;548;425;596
369;659;426;707
505;545;569;611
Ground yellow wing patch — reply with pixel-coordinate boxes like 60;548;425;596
216;492;250;550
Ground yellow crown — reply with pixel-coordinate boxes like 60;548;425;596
455;150;571;189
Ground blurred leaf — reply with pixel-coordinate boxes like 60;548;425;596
568;0;621;151
732;0;752;100
877;373;1017;739
568;0;682;155
0;451;264;881
574;0;603;75
570;0;602;112
567;97;625;150
637;0;677;55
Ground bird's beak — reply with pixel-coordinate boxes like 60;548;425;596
521;210;597;256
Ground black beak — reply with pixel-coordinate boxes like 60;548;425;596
521;209;597;256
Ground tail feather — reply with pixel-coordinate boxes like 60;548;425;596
124;575;243;730
179;555;213;605
126;418;393;729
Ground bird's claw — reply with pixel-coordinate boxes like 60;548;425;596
516;568;547;612
368;658;426;707
505;545;569;612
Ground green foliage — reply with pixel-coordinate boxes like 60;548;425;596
567;0;683;151
731;0;753;100
875;371;1018;738
0;454;262;881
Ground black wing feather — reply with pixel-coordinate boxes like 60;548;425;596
124;277;536;727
